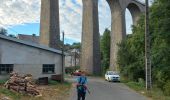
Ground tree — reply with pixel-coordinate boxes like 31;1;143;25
149;0;170;92
117;0;170;95
0;28;8;36
117;18;145;81
100;29;111;73
71;42;81;51
8;34;16;38
64;42;81;52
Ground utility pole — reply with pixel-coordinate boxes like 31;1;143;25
61;31;65;82
145;0;152;90
74;49;77;69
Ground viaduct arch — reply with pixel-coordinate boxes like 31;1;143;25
39;0;145;75
81;0;145;74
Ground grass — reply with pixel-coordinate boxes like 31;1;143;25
123;80;170;100
126;81;144;91
0;87;22;100
48;80;71;86
0;79;7;85
0;79;22;99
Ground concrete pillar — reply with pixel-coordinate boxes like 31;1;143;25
40;0;60;49
127;3;142;25
81;0;101;75
107;0;126;71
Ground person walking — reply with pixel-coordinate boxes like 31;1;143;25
76;71;88;100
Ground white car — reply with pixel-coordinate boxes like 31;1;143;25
105;71;120;82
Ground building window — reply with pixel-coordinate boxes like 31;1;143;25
42;64;55;74
0;64;13;75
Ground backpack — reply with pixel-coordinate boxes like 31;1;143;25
79;76;87;85
77;77;87;93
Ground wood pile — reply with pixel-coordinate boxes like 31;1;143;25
4;72;40;96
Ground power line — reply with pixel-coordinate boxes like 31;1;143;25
0;24;20;35
8;28;20;35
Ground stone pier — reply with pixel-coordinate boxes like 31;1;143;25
81;0;101;75
40;0;60;49
107;0;126;71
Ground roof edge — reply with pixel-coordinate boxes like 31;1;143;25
0;34;63;55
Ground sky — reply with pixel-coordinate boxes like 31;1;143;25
0;0;148;44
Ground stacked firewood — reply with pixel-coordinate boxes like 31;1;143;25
4;72;40;96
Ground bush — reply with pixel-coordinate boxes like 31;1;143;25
65;66;80;74
138;78;145;87
0;79;7;85
48;80;59;85
126;81;144;91
163;80;170;96
65;67;75;74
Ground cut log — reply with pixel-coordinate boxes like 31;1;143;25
4;72;40;96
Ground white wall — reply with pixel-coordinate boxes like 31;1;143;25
65;55;80;68
0;38;62;79
0;40;62;64
14;64;60;79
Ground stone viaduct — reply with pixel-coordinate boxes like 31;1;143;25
40;0;145;75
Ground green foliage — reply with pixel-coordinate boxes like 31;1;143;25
48;80;71;87
8;34;16;38
125;81;170;100
117;17;145;81
163;80;170;96
117;0;170;96
71;43;81;50
65;66;80;74
64;42;81;52
0;28;8;36
0;28;16;38
0;87;22;100
48;80;60;85
0;80;7;85
150;0;170;92
126;81;144;91
100;29;111;74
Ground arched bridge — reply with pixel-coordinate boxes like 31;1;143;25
39;0;145;75
81;0;145;74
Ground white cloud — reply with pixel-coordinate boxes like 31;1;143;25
0;0;40;27
0;0;153;42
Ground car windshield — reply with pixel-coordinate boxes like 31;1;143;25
108;72;118;75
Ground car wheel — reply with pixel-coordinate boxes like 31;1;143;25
105;78;107;81
108;78;110;82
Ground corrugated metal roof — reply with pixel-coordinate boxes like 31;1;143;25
0;34;63;55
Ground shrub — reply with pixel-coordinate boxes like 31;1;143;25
65;67;75;74
163;80;170;96
65;66;80;74
0;79;7;85
49;80;59;85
